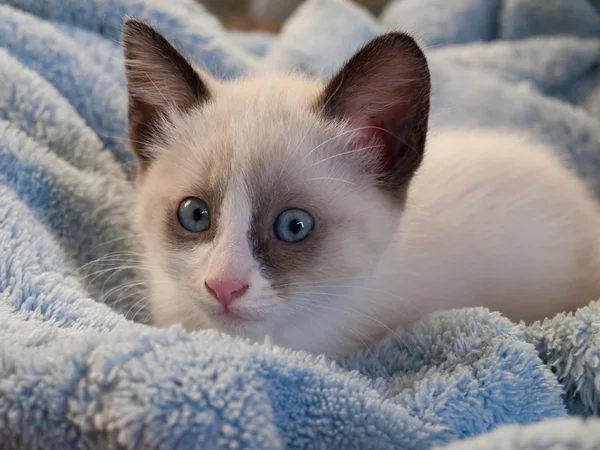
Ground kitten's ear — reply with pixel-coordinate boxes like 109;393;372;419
122;19;210;171
316;33;430;198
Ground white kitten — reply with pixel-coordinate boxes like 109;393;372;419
122;19;600;359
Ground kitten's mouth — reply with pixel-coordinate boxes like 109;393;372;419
211;309;264;328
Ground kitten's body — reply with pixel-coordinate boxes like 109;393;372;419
394;130;600;325
354;130;600;358
123;21;600;359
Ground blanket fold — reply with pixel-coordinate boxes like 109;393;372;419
1;0;600;448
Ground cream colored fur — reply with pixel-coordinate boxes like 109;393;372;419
134;73;600;360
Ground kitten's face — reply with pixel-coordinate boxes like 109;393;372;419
123;20;430;358
135;76;401;352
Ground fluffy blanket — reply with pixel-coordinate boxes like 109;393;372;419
1;0;600;448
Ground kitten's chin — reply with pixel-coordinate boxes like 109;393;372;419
211;311;262;328
204;307;271;335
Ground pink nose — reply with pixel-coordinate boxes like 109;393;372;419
204;278;249;308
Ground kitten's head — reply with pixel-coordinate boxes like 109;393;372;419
122;19;430;358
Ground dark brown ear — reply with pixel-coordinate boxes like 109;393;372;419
315;33;430;198
122;18;210;172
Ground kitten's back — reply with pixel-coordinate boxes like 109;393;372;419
385;130;600;324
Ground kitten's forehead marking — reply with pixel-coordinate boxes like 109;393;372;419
206;180;256;278
219;179;251;245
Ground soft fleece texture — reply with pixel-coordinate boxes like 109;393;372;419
1;0;600;449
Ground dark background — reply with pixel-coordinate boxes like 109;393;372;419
200;0;388;32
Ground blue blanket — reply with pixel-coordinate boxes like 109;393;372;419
1;0;600;448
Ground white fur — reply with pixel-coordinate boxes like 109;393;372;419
374;130;600;333
134;74;600;360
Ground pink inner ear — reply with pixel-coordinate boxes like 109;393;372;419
336;57;426;175
345;94;414;175
345;124;387;174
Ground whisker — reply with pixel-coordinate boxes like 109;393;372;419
303;125;373;160
69;251;146;275
124;293;153;322
305;176;356;186
292;290;418;314
272;275;378;289
101;280;148;304
306;144;382;169
86;233;146;252
78;264;147;285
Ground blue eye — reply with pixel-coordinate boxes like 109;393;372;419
177;197;210;232
273;209;314;243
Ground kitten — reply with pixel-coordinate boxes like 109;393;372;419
122;19;600;359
